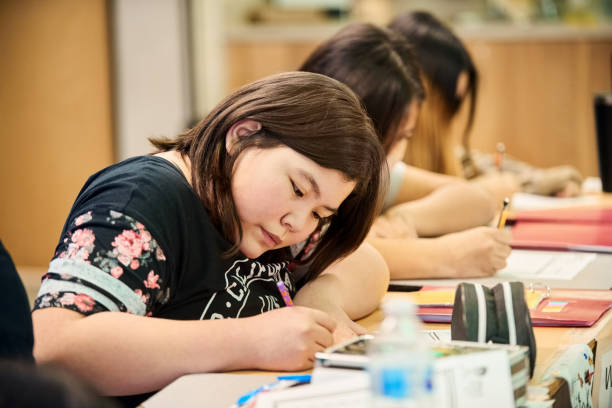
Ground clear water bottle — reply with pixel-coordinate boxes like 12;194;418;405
368;298;434;408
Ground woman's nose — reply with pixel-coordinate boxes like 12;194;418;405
282;208;316;235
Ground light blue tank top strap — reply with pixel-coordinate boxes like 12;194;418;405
383;161;407;212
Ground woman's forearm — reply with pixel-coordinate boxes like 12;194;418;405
295;243;389;320
384;181;496;236
367;237;450;279
32;309;254;395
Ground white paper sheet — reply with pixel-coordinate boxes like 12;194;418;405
497;250;596;280
510;192;599;211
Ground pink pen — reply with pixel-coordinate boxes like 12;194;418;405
276;281;294;307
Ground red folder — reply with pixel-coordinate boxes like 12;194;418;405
510;208;612;224
530;297;612;327
416;297;612;327
510;208;612;253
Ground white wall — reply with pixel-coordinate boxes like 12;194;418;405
111;0;193;159
190;0;227;118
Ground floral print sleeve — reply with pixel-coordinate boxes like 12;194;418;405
34;210;169;317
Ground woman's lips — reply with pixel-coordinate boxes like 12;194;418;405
261;227;281;247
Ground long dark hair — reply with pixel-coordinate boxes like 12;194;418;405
300;23;424;153
151;71;386;281
389;11;479;155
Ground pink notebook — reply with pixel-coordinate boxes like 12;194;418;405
416;297;612;327
530;297;612;327
510;208;612;253
511;208;612;224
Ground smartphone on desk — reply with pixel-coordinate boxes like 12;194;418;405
315;330;452;370
314;334;373;369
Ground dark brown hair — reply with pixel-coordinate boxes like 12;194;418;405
151;71;386;281
389;11;479;159
300;23;424;153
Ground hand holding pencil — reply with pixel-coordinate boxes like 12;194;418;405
497;197;510;229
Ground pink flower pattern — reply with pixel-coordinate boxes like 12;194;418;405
110;266;123;278
156;247;166;261
58;228;96;263
58;292;95;313
75;211;93;226
143;270;161;289
134;289;149;304
35;210;167;316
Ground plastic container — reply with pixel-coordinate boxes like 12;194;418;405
367;298;434;408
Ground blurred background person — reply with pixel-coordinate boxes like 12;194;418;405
389;10;584;198
300;23;512;279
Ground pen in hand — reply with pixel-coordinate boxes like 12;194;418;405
497;197;510;229
276;280;294;307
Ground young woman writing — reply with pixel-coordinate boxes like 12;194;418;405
300;23;512;279
32;72;387;405
389;11;582;198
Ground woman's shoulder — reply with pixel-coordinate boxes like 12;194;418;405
71;156;202;229
92;155;186;184
82;155;190;198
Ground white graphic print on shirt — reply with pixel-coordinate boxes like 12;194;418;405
200;258;291;319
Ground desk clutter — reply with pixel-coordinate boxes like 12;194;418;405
142;196;612;408
409;286;612;328
450;282;537;378
233;336;528;408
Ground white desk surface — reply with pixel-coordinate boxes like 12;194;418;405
141;373;276;408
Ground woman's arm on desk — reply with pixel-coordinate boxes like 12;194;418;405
368;226;512;279
32;306;336;396
294;243;390;342
384;164;499;237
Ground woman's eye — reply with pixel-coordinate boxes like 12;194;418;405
291;180;304;197
312;212;321;220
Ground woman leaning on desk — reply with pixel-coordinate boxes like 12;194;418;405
31;72;389;407
300;22;512;279
389;10;583;198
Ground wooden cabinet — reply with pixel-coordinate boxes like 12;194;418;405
461;38;612;178
226;28;612;177
0;0;114;267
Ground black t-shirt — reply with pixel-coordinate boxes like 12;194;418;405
34;156;296;320
0;240;34;361
33;156;298;406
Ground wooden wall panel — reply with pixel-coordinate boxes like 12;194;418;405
227;42;318;91
227;37;612;178
0;0;114;267
461;39;612;177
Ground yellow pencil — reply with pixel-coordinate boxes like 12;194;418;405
497;197;510;229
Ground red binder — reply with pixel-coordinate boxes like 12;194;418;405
510;208;612;253
510;208;612;224
529;297;612;327
414;287;612;327
416;298;612;327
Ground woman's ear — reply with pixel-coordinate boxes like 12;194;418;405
225;120;262;154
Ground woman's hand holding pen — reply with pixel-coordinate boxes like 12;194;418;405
293;282;368;344
241;307;336;371
437;226;512;278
